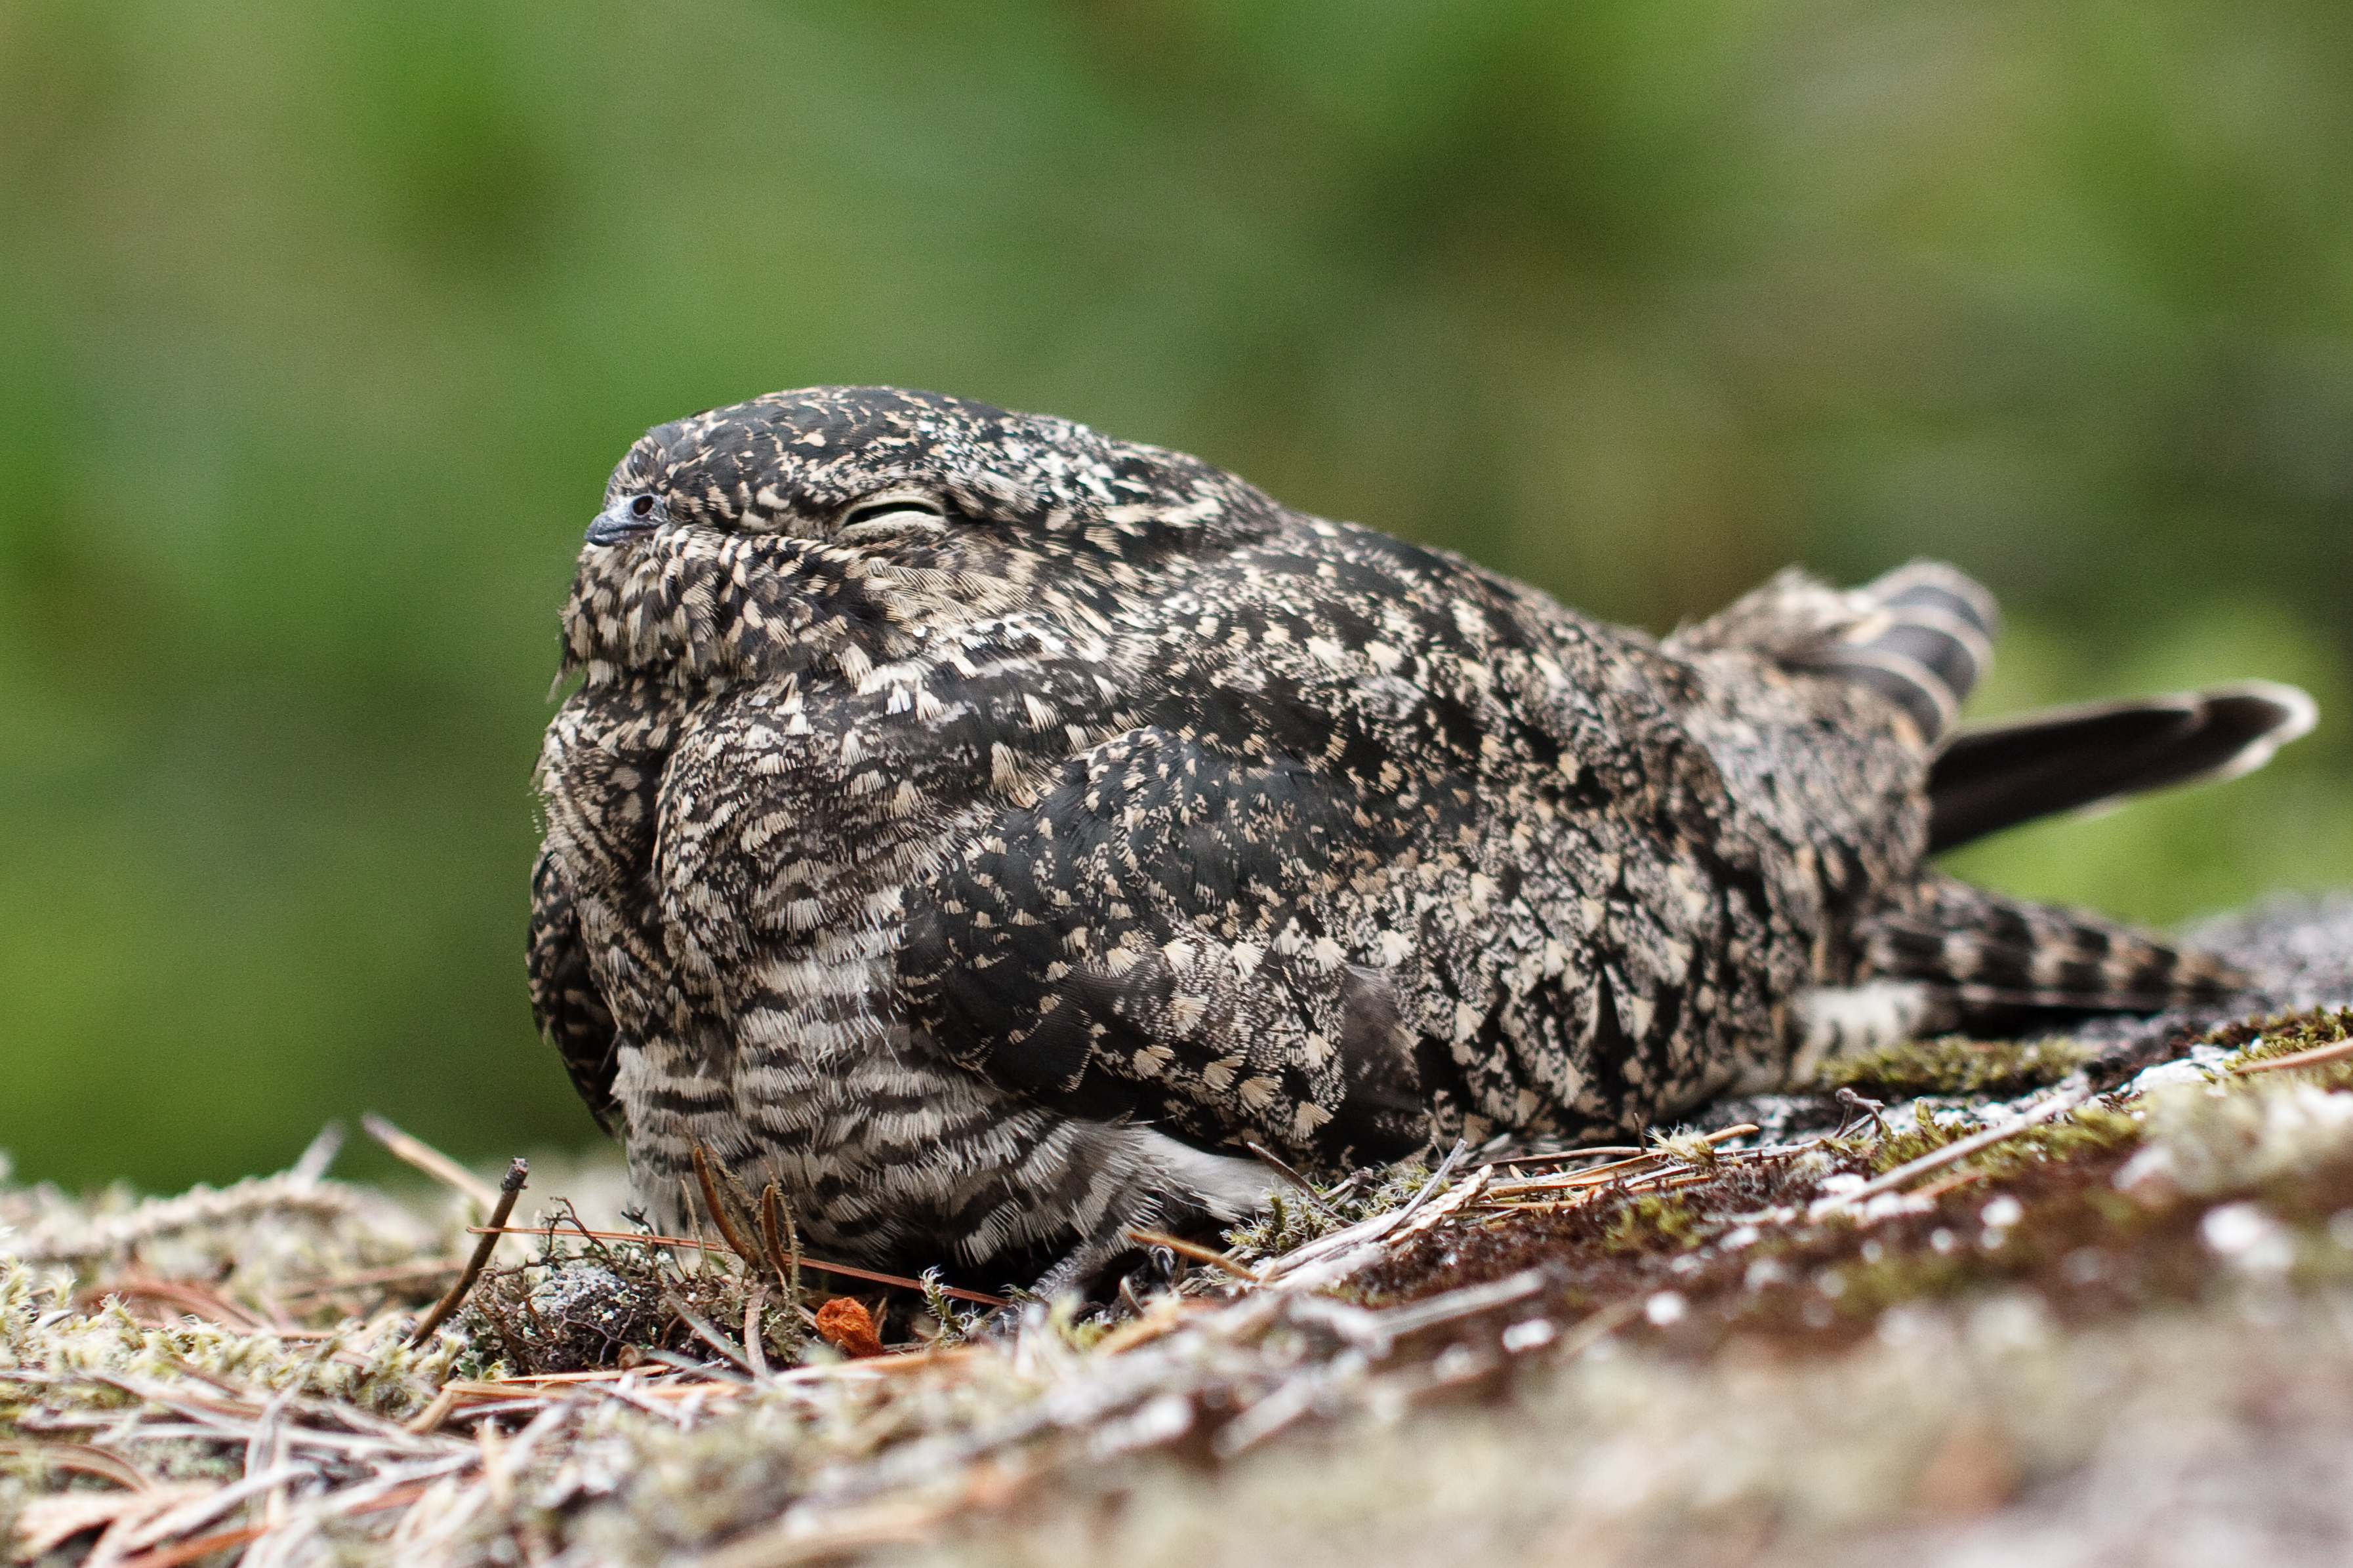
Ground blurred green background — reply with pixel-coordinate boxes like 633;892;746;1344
6;0;2353;1193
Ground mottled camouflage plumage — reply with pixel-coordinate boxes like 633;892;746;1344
531;386;2297;1288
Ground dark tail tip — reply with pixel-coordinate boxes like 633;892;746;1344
2190;680;2321;783
1929;679;2317;853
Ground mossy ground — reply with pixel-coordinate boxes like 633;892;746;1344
9;1001;2353;1565
1820;1036;2094;1098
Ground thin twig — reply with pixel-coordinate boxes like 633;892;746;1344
1814;1091;2085;1214
1618;1170;1729;1196
1486;1125;1759;1199
1478;1167;1725;1212
0;1439;148;1491
1643;1123;1761;1156
651;1292;758;1377
405;1388;460;1436
2234;1035;2353;1075
1555;1296;1646;1359
443;1369;665;1392
1484;1145;1647;1169
1243;1143;1336;1217
289;1121;346;1184
691;1144;760;1266
113;1522;270;1568
679;1176;709;1276
361;1114;501;1212
1122;1229;1265;1283
758;1183;800;1302
1383;1164;1494;1252
88;1277;274;1330
743;1285;771;1379
277;1261;463;1303
407;1158;527;1347
153;1358;458;1445
1391;1140;1471;1226
1834;1088;1891;1140
1284;1269;1549;1362
1910;1168;1994;1202
1484;1154;1662;1199
468;1224;1006;1306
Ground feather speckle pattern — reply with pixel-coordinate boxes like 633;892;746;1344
531;386;2293;1287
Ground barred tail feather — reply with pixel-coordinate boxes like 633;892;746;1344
1786;561;1998;742
1675;559;2000;744
1856;874;2242;1024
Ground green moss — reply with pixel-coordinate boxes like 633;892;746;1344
1812;1241;1980;1317
1961;1102;2145;1183
1601;1194;1703;1255
1226;1162;1432;1260
2209;1005;2351;1053
1820;1036;2091;1098
1845;1100;1969;1175
1647;1128;1725;1168
1832;1093;2137;1186
2219;1008;2353;1088
0;1262;459;1429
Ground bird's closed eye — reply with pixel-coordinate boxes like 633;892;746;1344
837;491;951;538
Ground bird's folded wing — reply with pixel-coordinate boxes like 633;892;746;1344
529;849;623;1134
896;724;1435;1169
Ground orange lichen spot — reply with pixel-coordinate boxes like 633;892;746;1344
815;1296;888;1358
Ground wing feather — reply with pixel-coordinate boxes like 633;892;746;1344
529;847;623;1135
897;725;1433;1167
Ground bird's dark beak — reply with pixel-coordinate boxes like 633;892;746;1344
584;504;654;547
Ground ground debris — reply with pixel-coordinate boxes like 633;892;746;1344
9;900;2353;1565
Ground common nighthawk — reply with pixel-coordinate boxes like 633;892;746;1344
531;386;2314;1289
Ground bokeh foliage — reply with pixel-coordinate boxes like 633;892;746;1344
4;0;2351;1190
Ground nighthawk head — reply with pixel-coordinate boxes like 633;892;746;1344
562;388;1286;683
581;386;1276;563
